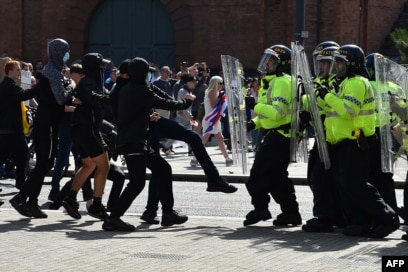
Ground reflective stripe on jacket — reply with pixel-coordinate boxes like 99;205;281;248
253;73;292;137
324;75;375;144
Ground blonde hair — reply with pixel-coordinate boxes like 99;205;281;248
0;57;12;81
206;75;223;92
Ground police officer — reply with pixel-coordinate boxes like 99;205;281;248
302;44;347;232
316;45;399;238
244;45;302;227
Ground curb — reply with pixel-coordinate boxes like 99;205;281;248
56;169;406;188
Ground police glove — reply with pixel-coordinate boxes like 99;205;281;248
245;96;257;110
299;110;312;124
247;120;256;132
315;85;329;100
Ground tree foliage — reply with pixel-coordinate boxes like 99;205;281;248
390;28;408;63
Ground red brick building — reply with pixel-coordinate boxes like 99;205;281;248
0;0;405;72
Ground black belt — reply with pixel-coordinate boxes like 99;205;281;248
264;123;291;134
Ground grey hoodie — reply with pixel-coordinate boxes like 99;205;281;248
42;38;71;105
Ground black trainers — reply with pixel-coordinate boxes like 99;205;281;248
102;216;135;232
62;197;81;219
243;209;272;226
273;212;302;226
141;210;160;224
0;200;4;207
342;224;371;237
367;217;400;239
27;204;48;218
302;218;333;232
161;210;188;227
207;178;237;193
88;204;108;220
9;194;32;217
402;233;408;241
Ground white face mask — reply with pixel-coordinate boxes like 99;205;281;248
63;52;70;63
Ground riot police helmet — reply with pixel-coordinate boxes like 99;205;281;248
315;45;339;78
312;41;340;74
257;44;291;75
332;44;365;77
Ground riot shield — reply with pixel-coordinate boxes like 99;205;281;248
291;43;331;169
288;42;308;163
375;55;407;172
289;42;300;162
221;55;248;174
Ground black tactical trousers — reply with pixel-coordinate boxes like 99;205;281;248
368;132;398;213
245;130;299;214
329;139;396;226
308;142;344;224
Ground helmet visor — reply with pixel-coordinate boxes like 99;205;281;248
257;48;279;74
312;50;320;77
316;58;332;78
330;58;347;77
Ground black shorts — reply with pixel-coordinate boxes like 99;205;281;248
71;124;107;158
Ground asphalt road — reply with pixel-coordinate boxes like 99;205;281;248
0;177;405;223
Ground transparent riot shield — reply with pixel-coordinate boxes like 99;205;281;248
291;43;331;169
289;42;306;163
289;42;299;162
375;56;407;173
221;55;248;174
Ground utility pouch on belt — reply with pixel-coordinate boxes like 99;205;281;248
352;129;369;151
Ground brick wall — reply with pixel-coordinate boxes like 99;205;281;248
0;0;405;71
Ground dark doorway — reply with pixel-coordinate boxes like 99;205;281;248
86;0;175;67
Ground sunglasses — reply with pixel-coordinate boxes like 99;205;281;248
218;82;224;85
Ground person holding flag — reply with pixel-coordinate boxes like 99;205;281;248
192;75;233;166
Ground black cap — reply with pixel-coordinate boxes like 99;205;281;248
82;53;111;74
82;53;110;66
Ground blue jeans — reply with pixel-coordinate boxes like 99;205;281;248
50;126;73;193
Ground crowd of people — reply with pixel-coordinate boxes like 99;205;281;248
0;38;237;231
0;37;407;242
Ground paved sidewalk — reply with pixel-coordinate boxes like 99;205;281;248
0;208;407;272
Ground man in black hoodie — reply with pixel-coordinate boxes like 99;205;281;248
10;38;74;218
103;57;195;231
111;59;237;225
61;53;111;220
